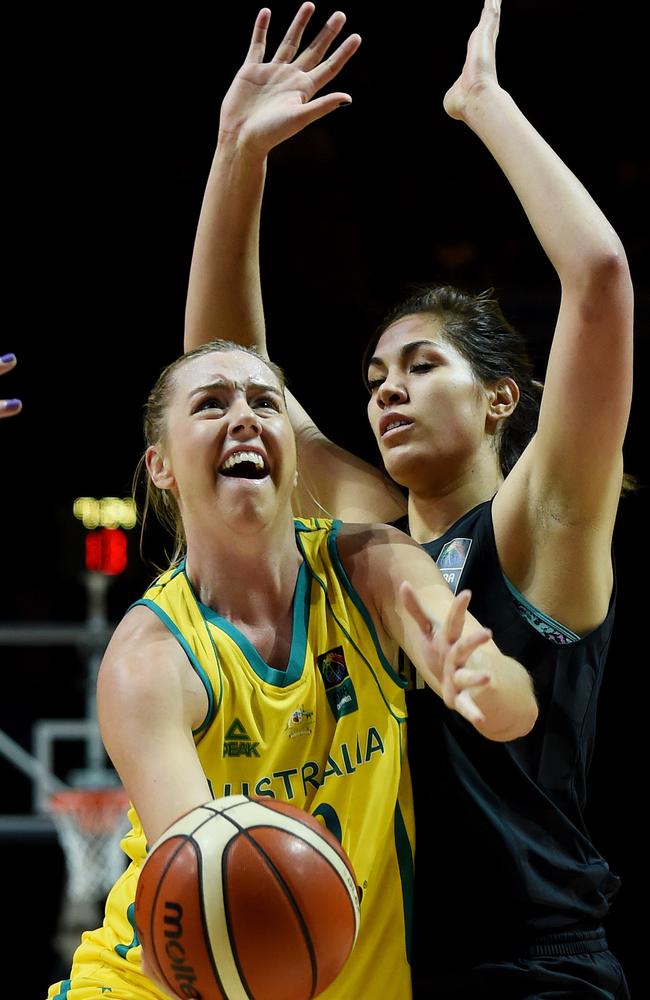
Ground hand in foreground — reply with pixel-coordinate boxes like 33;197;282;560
443;0;501;122
400;583;492;724
1;354;21;418
219;2;361;156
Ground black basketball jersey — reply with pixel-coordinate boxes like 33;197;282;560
396;500;621;964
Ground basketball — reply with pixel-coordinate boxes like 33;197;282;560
134;795;361;1000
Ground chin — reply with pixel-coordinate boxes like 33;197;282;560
381;451;419;490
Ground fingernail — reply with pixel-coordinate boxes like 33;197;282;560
338;100;352;108
1;353;16;363
2;399;21;410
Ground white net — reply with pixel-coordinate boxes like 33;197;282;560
48;788;131;903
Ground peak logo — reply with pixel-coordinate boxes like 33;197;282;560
223;718;260;758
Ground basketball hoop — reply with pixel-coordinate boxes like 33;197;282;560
48;787;131;903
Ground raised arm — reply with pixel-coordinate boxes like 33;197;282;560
449;1;634;625
339;523;538;742
97;607;212;845
185;3;360;354
184;4;406;523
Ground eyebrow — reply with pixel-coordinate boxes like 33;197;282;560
367;339;443;368
188;378;283;398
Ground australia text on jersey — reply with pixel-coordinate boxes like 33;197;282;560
218;725;386;799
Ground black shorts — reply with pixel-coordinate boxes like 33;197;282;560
412;928;630;999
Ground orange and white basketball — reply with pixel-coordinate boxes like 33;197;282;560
135;795;360;1000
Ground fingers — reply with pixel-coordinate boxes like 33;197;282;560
0;399;22;418
290;93;352;130
455;689;487;726
271;2;316;64
268;3;361;93
245;8;272;64
308;31;362;92
399;580;474;655
401;582;493;727
399;581;441;638
0;353;21;418
441;627;492;707
293;10;348;71
440;589;472;646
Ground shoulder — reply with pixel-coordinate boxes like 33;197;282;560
335;522;435;594
105;602;176;650
98;604;189;702
336;520;422;556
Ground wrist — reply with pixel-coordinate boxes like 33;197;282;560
217;123;271;164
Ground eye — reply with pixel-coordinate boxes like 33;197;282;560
409;362;434;374
194;396;224;413
253;395;281;411
366;376;384;393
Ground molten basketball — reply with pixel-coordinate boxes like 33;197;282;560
134;795;360;1000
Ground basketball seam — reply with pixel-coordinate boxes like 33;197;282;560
143;832;230;999
222;826;318;1000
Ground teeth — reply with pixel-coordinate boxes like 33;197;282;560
385;420;409;432
220;451;265;471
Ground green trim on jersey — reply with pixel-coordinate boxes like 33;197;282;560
327;519;406;687
130;597;218;737
504;575;581;643
196;559;310;687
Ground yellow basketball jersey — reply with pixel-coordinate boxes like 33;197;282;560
49;518;414;1000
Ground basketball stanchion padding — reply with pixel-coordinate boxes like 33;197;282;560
135;795;361;1000
48;787;130;903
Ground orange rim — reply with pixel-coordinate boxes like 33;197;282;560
48;788;130;832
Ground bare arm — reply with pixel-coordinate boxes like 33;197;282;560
185;4;360;353
339;523;538;742
448;1;634;626
184;4;406;524
97;607;212;845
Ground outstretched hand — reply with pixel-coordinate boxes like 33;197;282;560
443;0;501;122
1;353;21;418
400;583;492;725
218;3;361;157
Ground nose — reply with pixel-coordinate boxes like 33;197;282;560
376;376;409;408
227;398;262;439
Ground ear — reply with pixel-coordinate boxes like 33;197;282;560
145;444;176;490
485;378;519;428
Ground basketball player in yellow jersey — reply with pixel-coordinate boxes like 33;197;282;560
48;341;537;1000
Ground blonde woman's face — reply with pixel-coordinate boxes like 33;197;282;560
151;350;297;533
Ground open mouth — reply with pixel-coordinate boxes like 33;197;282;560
382;419;412;437
219;451;269;480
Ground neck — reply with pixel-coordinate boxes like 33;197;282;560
184;515;302;626
406;462;502;543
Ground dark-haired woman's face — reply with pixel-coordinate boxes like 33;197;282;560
366;315;491;492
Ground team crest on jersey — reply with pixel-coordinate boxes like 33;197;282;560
223;718;261;758
317;646;358;720
285;705;314;739
436;537;472;593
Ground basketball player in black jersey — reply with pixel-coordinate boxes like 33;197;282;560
183;1;633;996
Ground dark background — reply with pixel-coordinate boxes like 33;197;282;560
1;1;647;994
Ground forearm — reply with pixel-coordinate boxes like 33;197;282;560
461;82;626;286
468;649;537;742
406;630;537;742
184;134;268;355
